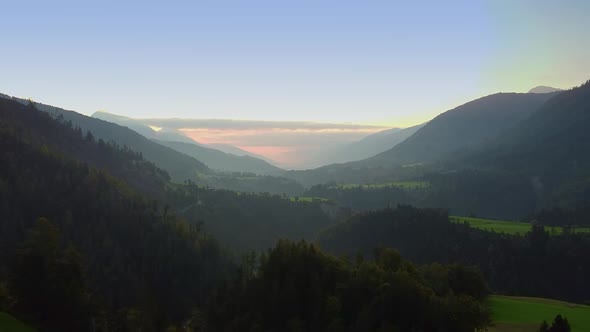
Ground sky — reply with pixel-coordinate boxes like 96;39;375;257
2;0;589;167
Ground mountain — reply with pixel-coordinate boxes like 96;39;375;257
528;85;563;94
367;92;561;167
155;139;284;176
302;124;425;167
286;92;560;186
463;80;590;207
206;142;277;164
93;111;282;174
340;124;424;162
0;94;210;182
92;111;197;144
0;98;171;196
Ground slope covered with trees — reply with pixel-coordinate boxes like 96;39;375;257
0;98;170;196
318;206;590;303
206;240;491;332
0;103;494;331
0;94;305;195
0;100;231;330
165;183;335;252
463;81;590;208
0;95;210;182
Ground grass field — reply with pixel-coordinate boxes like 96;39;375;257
489;295;590;332
0;312;35;332
289;196;329;203
450;216;590;235
336;180;430;190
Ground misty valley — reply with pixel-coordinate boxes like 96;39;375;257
1;81;590;332
3;2;590;331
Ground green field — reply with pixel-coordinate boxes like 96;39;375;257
289;196;329;203
489;295;590;332
336;180;430;190
450;216;590;235
0;312;35;332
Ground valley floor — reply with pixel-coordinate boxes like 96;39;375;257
488;295;590;332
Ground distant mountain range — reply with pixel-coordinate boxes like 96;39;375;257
528;85;563;94
93;111;284;176
300;124;425;168
154;139;284;176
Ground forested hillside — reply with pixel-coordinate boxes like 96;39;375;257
0;98;170;196
0;95;302;195
0;95;210;182
206;240;490;332
463;81;590;209
318;206;590;303
0;100;231;330
165;184;335;252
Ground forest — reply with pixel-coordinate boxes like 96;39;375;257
2;75;590;332
0;98;494;331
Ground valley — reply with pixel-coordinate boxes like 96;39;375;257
2;3;589;330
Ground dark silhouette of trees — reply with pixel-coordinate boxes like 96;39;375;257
540;315;571;332
206;240;491;332
318;206;590;302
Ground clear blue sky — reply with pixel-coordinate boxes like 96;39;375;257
1;0;589;126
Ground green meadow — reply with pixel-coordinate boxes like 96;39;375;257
489;295;590;332
289;196;330;203
450;216;590;235
0;312;35;332
337;180;430;190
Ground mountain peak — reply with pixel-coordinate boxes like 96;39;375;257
528;86;563;94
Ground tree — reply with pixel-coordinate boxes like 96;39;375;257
550;314;571;332
10;218;90;331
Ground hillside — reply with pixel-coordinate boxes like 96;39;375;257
317;206;590;303
0;94;210;183
0;98;170;196
463;81;590;208
155;139;284;176
368;92;560;167
0;100;230;330
346;124;424;161
206;239;490;332
304;124;425;167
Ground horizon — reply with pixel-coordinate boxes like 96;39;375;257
0;82;576;168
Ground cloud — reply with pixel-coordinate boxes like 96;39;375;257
139;118;387;131
133;118;392;168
